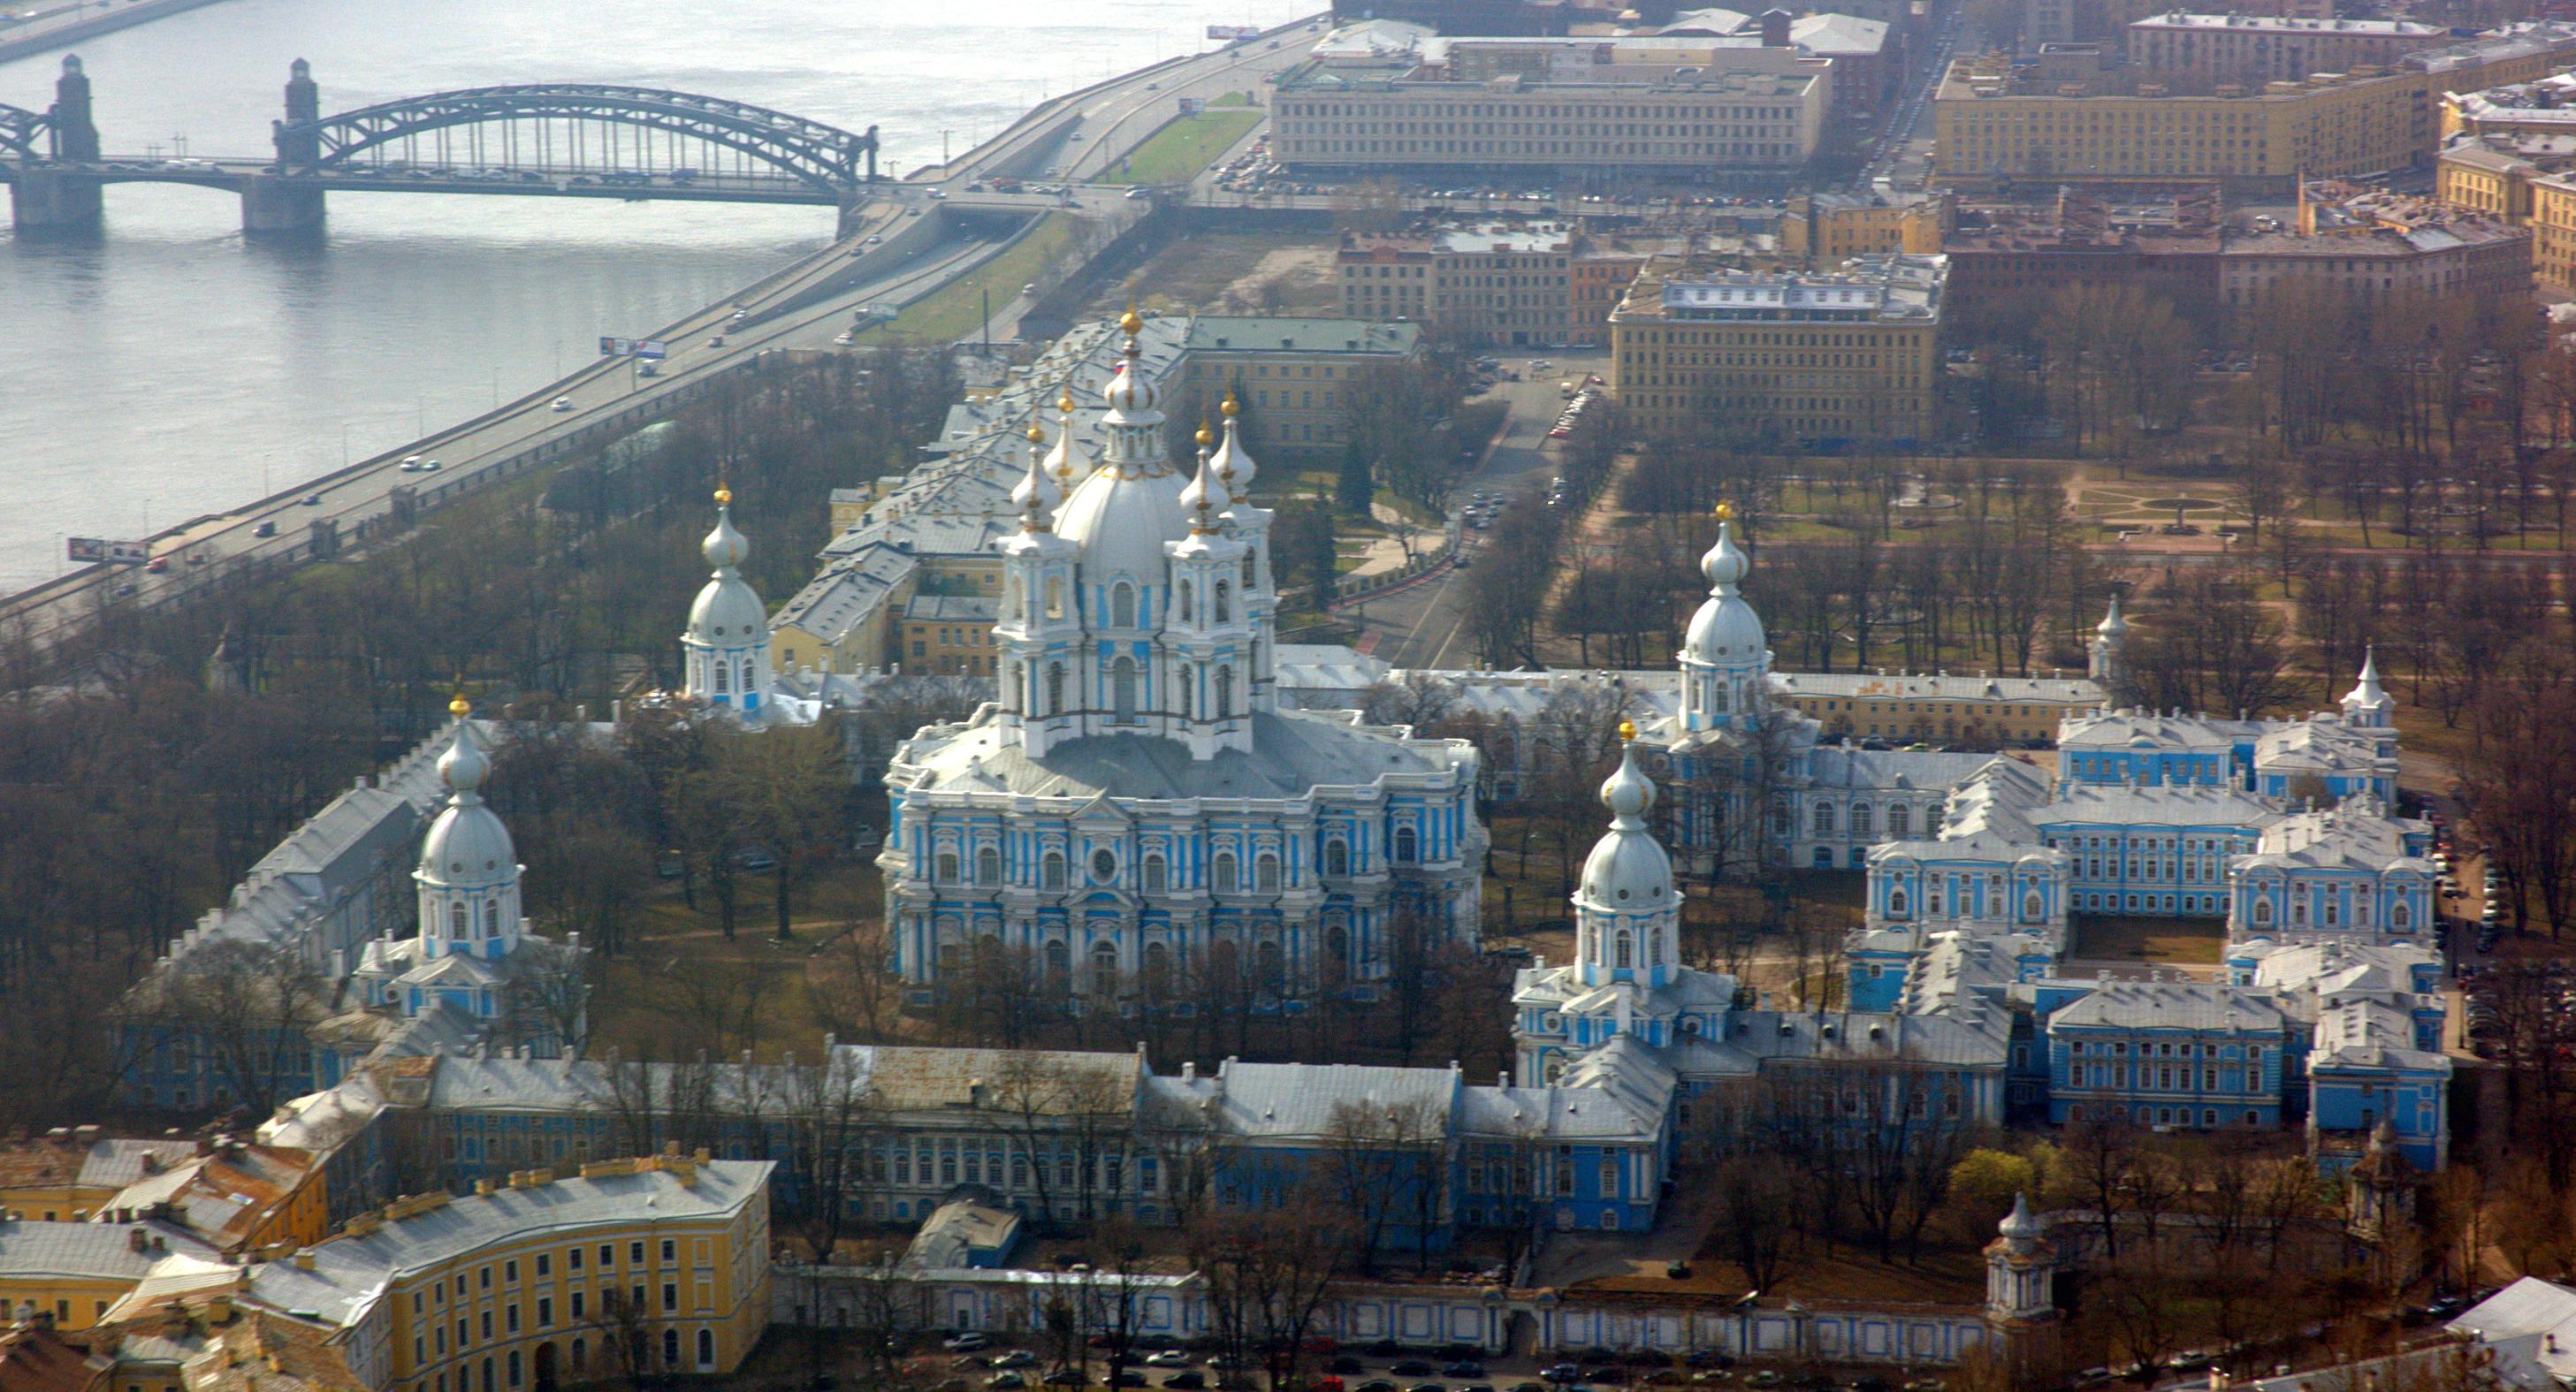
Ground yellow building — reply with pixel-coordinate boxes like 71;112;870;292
2531;173;2576;294
0;1134;196;1226
1782;191;1955;265
1179;317;1422;456
0;1220;185;1331
1608;254;1946;445
1770;670;2107;747
1934;24;2576;188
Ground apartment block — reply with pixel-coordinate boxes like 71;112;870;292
1608;253;1945;445
1337;221;1652;346
2126;13;2454;84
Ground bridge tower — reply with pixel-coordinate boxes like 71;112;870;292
248;57;326;235
10;55;103;232
277;58;320;170
50;55;99;162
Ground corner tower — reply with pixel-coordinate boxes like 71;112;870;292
416;698;523;963
1679;506;1767;734
682;485;773;715
1574;723;1681;988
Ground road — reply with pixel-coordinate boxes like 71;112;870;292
2;14;1332;651
1346;353;1611;670
1853;8;1970;191
0;0;237;64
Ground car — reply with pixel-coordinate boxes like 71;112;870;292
1355;1382;1399;1392
253;521;278;538
708;335;727;348
145;556;170;574
1147;1354;1193;1369
834;331;857;346
990;1376;1029;1390
1543;1371;1581;1386
731;308;750;323
301;493;324;506
551;396;573;413
866;233;884;244
947;1334;995;1353
1125;187;1152;200
400;454;426;472
419;458;442;471
994;1354;1040;1371
930;187;949;198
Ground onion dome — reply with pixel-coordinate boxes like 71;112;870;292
1210;390;1257;491
1578;726;1674;909
687;486;768;647
1683;514;1764;667
2097;593;2130;638
420;700;514;886
1013;422;1063;531
2344;643;2387;708
1101;307;1158;416
1046;384;1086;491
1998;1192;2043;1243
1178;422;1231;535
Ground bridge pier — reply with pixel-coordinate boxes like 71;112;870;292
10;169;102;232
240;174;324;235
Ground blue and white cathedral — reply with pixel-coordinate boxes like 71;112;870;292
682;485;774;717
877;310;1486;1002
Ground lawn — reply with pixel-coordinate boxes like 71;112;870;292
846;214;1081;347
2067;913;2226;965
1096;110;1264;185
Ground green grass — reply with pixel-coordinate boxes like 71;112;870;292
1096;110;1264;186
848;213;1080;346
1211;91;1253;108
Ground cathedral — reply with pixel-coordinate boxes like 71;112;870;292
873;311;1486;1004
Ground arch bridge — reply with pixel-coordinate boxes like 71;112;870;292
0;103;52;162
273;83;880;194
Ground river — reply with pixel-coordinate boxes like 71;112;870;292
0;0;1311;593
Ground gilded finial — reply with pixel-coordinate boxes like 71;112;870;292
1617;719;1637;742
1025;421;1047;445
450;694;472;719
714;486;733;507
1196;419;1215;447
1713;499;1734;522
1057;386;1076;414
1221;389;1240;418
1119;303;1144;337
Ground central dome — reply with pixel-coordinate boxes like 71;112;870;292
1054;467;1191;581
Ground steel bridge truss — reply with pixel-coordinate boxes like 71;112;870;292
274;84;879;193
0;103;53;161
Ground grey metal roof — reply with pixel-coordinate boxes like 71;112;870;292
1144;1060;1457;1142
2033;782;2283;830
0;1219;205;1282
240;1160;769;1329
2310;996;2449;1072
901;709;1471;802
2046;981;2288;1033
1769;670;2101;703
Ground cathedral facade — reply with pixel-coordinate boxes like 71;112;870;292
877;313;1486;1005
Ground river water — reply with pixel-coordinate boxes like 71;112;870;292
0;0;1310;592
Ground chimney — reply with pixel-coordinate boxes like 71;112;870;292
1180;1060;1196;1083
294;1250;316;1271
1761;9;1792;45
128;1226;149;1252
72;1124;101;1147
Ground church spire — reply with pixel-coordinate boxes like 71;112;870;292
682;483;773;714
2342;643;2393;727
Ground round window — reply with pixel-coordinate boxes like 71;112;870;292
1092;849;1117;882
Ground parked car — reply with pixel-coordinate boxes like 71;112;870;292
992;1353;1039;1370
946;1334;994;1353
989;1375;1029;1390
1147;1354;1193;1369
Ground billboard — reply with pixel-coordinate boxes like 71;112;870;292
1207;23;1261;40
598;335;633;357
599;337;667;360
67;537;149;565
634;339;668;361
1177;96;1206;116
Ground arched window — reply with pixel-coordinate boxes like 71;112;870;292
1045;663;1065;716
1394;826;1419;863
1091;848;1117;883
1002;574;1022;621
713;663;729;695
1324;918;1350;977
1216;665;1234;719
1215;579;1232;623
1256;853;1281;892
738;658;754;695
1711;681;1730;713
1041;851;1067;891
697;1330;714;1371
1143;854;1168;893
1044;575;1064;620
1613;929;1635;969
2024;892;2045;923
1851;803;1874;837
660;1330;678;1368
1812;802;1837;835
1212;851;1238;893
2390;901;2412;929
1888;804;1911;838
2252;899;2274;925
1255;939;1284;991
1090;940;1119;994
1888;887;1909;918
1112;658;1138;723
935;851;960;884
1043;939;1071;987
1323;840;1349;877
1242;551;1257;590
451;902;469;940
2324;899;2340;927
1111;582;1137;629
1143;940;1172;985
2291;898;2308;925
1178;579;1194;623
975;848;1001;886
571;1341;587;1373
